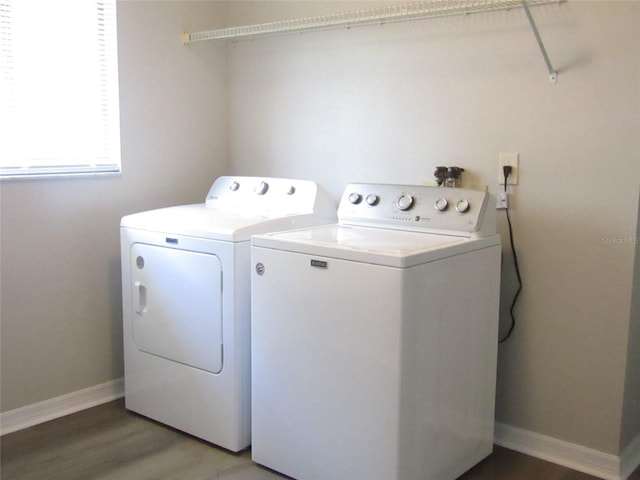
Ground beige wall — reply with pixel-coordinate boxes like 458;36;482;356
1;0;639;462
226;1;640;455
0;1;228;411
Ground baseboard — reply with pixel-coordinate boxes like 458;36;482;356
495;422;626;480
620;433;640;480
0;378;124;436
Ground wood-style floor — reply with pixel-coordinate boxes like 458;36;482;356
1;399;637;480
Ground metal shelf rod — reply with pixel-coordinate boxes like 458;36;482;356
521;0;558;82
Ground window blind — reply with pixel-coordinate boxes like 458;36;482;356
0;0;121;179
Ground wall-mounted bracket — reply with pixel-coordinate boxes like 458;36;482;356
522;0;558;83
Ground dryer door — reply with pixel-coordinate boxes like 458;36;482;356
130;243;223;374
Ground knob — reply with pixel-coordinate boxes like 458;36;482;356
365;194;379;206
348;192;362;204
434;198;448;212
396;194;414;211
455;199;470;213
255;181;269;195
286;185;296;195
229;181;240;191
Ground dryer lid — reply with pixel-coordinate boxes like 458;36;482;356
120;176;337;241
121;204;336;242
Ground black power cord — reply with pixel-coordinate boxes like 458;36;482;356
499;165;522;343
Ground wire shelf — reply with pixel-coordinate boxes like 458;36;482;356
182;0;562;82
183;0;558;43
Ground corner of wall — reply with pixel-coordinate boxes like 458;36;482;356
619;186;640;457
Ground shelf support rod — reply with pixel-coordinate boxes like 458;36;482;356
522;0;558;83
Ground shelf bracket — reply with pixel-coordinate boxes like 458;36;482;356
522;0;558;83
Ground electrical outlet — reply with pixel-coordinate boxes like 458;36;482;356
499;153;519;185
496;192;508;209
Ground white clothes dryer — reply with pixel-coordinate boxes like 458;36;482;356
120;176;335;452
251;183;501;479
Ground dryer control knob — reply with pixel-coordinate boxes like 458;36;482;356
455;199;470;213
434;198;449;212
348;192;362;204
255;181;269;195
396;194;414;211
366;194;379;206
229;181;240;191
286;185;296;195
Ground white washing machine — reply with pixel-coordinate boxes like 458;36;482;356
120;176;336;452
251;183;501;479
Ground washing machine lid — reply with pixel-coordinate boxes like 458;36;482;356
121;204;335;242
252;224;500;268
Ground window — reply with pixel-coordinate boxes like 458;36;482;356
0;0;121;179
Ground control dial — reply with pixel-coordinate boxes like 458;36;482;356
455;199;470;213
434;198;449;212
229;181;240;191
255;181;269;195
365;194;379;206
396;194;414;211
286;185;296;195
348;192;362;204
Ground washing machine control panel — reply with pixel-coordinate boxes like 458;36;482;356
338;183;492;235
